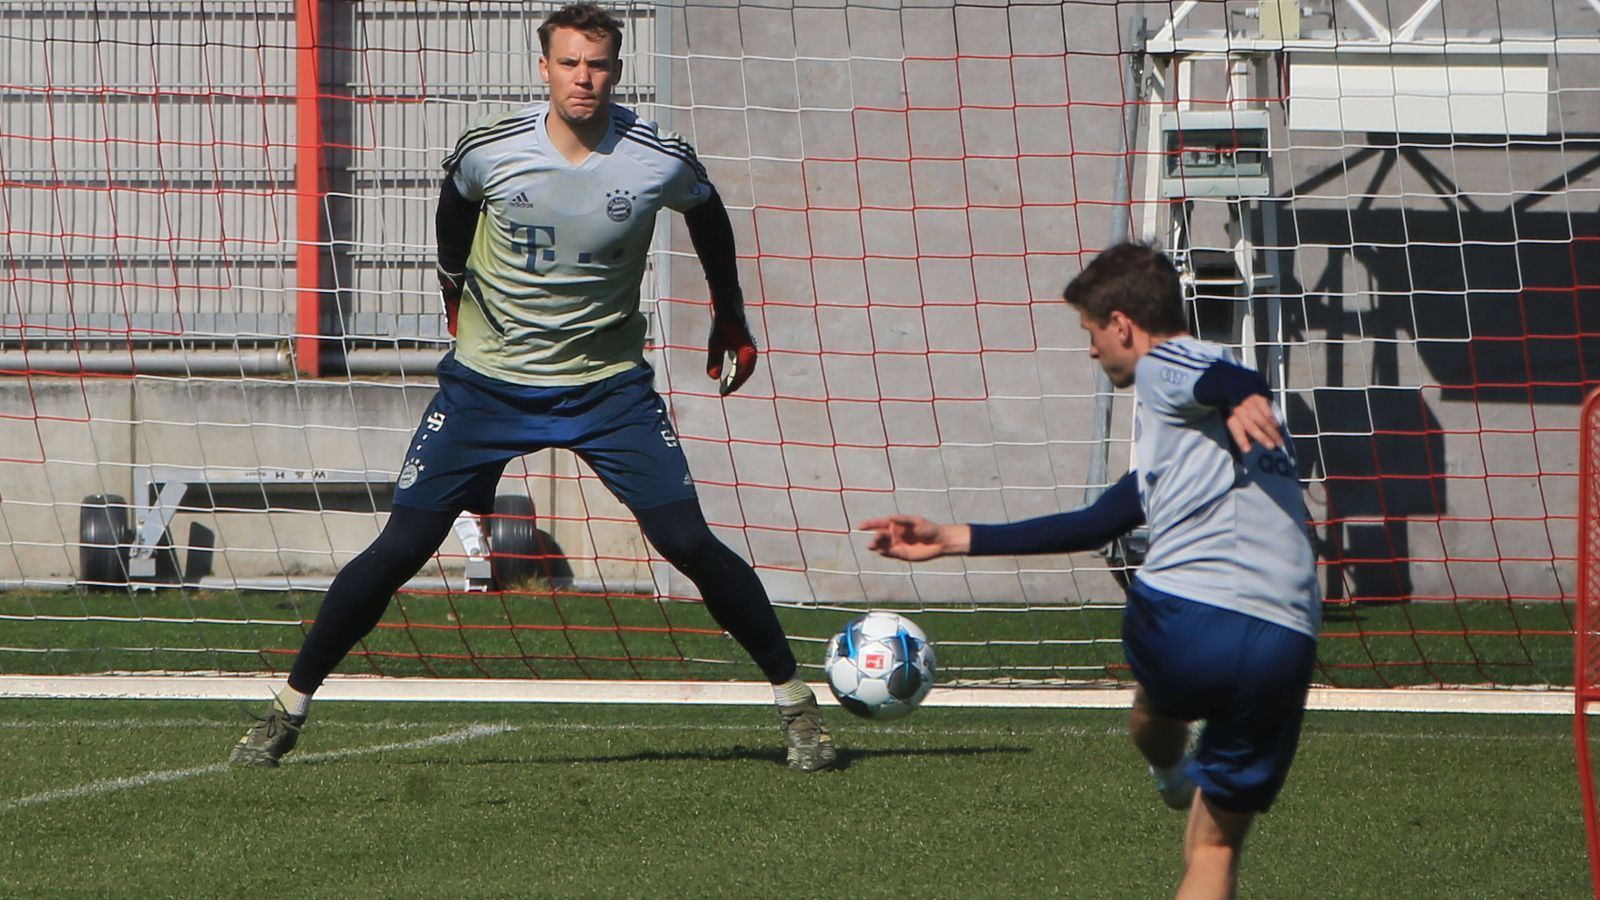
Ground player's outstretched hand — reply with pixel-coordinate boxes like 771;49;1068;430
707;313;758;396
858;514;971;561
1226;393;1282;454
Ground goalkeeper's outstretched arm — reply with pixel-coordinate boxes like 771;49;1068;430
859;470;1144;561
684;188;757;395
434;175;480;336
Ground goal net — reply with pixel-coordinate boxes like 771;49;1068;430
0;0;1587;699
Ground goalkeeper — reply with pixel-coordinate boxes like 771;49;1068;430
860;244;1320;898
231;2;834;773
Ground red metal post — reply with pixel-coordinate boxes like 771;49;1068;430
294;0;323;376
1579;387;1600;899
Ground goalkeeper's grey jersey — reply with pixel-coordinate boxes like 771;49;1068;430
443;103;711;386
1132;337;1322;638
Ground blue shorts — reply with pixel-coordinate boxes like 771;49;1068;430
1122;579;1317;813
393;354;698;515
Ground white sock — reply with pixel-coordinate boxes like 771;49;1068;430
773;678;814;708
1150;758;1188;789
274;685;312;719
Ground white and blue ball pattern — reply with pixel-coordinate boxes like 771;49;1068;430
824;612;936;721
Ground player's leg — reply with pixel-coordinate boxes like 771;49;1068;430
1130;684;1200;810
634;499;797;682
229;503;464;765
1131;683;1191;767
568;367;799;682
631;499;834;771
1122;581;1211;809
1177;794;1254;900
572;366;835;771
284;504;462;694
231;372;514;766
1136;587;1316;897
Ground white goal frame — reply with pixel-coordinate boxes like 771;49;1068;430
5;1;1586;714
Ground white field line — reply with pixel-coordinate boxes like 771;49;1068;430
1;724;512;811
0;676;1577;715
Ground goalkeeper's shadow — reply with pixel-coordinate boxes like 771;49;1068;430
449;745;1030;771
826;745;1031;772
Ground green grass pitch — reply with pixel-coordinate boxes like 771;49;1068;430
0;700;1588;898
0;589;1576;689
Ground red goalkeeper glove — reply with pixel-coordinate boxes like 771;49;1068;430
437;265;464;337
706;312;757;396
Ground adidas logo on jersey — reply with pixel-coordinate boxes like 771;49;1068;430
508;191;532;208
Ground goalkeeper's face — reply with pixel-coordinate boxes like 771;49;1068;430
539;27;621;127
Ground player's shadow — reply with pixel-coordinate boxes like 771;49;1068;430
402;746;779;767
1318;602;1368;625
445;745;1029;771
826;745;1030;771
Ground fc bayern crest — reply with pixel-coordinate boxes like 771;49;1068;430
605;189;635;222
397;461;420;490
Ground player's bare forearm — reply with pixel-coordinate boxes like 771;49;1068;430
858;515;971;561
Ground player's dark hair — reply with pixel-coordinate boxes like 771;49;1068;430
538;3;625;58
1062;242;1187;335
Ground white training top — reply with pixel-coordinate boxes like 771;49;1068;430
1132;336;1322;638
443;102;712;386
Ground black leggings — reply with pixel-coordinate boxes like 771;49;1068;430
288;499;797;692
634;499;796;684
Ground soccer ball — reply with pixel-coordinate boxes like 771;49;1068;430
823;612;936;721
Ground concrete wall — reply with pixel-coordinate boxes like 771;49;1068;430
0;376;654;588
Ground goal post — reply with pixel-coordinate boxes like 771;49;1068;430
1578;387;1600;893
0;0;1589;710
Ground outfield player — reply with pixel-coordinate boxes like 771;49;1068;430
860;244;1320;898
231;2;835;773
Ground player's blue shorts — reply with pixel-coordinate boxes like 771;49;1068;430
392;354;697;515
1122;578;1317;813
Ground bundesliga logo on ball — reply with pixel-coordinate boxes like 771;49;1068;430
823;612;935;721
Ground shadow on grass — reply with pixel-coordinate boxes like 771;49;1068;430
1321;607;1359;625
828;745;1031;771
395;744;1031;771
